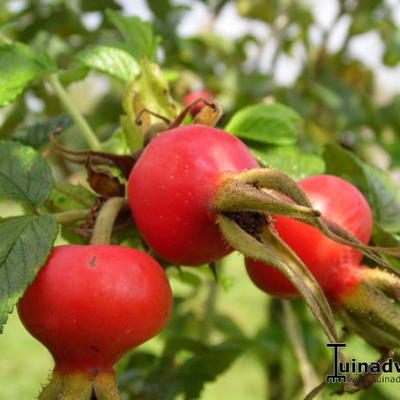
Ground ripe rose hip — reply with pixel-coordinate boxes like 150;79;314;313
18;245;173;394
128;124;258;266
246;175;373;298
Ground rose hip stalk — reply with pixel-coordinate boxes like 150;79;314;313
18;198;173;400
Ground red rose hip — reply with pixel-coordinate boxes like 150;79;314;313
18;245;173;398
128;124;259;266
246;175;373;298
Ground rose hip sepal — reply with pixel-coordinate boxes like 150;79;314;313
336;264;400;349
17;245;173;400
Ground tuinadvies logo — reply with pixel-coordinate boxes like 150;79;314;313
327;343;400;384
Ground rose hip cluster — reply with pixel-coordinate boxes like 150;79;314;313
18;121;400;399
127;123;400;349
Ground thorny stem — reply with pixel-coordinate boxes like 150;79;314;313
51;151;115;167
48;74;101;151
90;197;127;245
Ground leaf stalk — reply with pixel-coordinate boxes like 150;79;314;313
48;74;101;151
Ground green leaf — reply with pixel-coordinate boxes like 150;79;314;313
52;183;96;209
164;69;180;82
171;341;245;400
225;103;301;145
0;43;56;107
213;314;247;340
324;144;400;232
101;129;130;155
13;115;72;148
157;339;246;400
363;164;400;232
147;0;175;19
252;145;325;180
0;214;58;332
76;44;140;81
59;66;89;85
372;225;400;270
0;141;53;207
174;270;202;289
119;337;247;400
106;10;160;61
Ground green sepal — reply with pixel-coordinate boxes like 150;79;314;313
339;279;400;349
39;369;121;400
216;215;338;344
233;168;398;271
